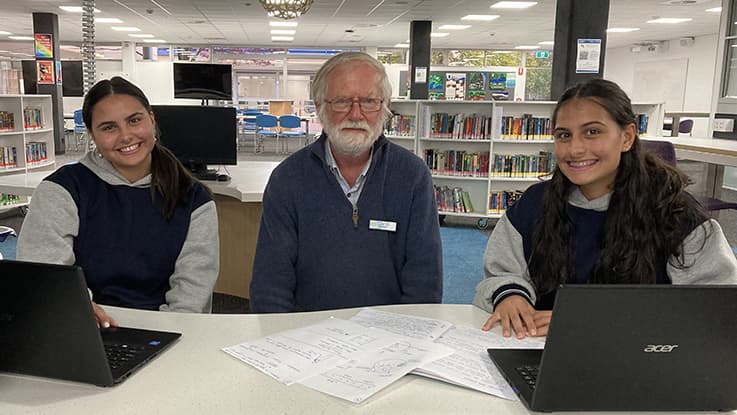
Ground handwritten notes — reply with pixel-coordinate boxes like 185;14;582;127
224;309;546;403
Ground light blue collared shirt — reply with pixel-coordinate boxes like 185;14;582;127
324;140;372;206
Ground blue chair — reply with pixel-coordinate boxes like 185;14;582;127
255;114;279;154
236;109;262;151
278;115;306;153
71;109;87;152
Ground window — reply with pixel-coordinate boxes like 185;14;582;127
485;51;522;67
447;50;484;67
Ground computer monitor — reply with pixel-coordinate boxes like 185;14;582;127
151;105;237;181
173;63;233;101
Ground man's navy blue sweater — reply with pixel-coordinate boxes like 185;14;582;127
250;135;443;312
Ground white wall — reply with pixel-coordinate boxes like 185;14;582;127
604;34;718;137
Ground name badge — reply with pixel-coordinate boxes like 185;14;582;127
369;219;397;232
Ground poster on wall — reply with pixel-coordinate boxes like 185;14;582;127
467;72;486;100
34;33;53;58
428;73;445;100
576;38;601;73
445;73;466;101
36;60;54;84
489;72;507;91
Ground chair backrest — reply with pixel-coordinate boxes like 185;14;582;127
73;109;84;127
641;140;676;166
256;114;278;128
279;115;301;129
678;119;694;134
245;110;262;116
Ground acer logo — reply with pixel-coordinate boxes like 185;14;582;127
643;344;679;353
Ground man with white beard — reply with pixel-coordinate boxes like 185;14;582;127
250;52;443;313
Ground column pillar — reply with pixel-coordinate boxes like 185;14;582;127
408;20;431;99
551;0;610;99
32;12;65;155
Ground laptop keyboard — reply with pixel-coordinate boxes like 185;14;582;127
104;343;145;371
515;365;539;390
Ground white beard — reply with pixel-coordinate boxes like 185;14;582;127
321;110;384;157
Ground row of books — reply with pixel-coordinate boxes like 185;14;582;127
0;193;22;206
429;113;494;140
0;111;14;131
491;151;556;177
23;107;44;130
434;185;474;214
26;142;48;164
425;149;490;178
488;190;525;214
500;114;553;140
386;114;415;136
0;146;17;169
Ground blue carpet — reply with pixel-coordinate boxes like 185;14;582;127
440;226;489;304
0;236;16;260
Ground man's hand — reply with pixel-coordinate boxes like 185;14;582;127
481;295;551;338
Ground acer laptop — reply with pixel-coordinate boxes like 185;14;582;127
487;285;737;412
0;259;181;386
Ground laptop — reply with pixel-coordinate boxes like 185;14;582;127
487;285;737;412
0;259;181;387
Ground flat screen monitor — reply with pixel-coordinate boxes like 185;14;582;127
173;63;233;101
151;105;237;180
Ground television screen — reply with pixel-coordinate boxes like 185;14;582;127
61;61;84;97
152;105;237;179
173;63;233;100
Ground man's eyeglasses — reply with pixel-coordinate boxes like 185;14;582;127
324;97;384;113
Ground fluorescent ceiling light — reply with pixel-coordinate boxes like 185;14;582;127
706;7;722;13
128;34;155;38
438;25;471;30
461;14;500;21
59;6;101;13
269;21;298;27
538;40;554;45
142;39;166;43
647;17;692;24
271;36;294;41
514;45;540;49
270;29;296;35
607;27;640;33
431;32;449;37
8;36;34;40
95;17;123;23
394;43;410;48
0;31;11;35
111;26;141;32
491;1;538;9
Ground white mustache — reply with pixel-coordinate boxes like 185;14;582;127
338;122;370;131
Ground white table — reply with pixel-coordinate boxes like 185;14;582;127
0;304;538;415
0;161;280;300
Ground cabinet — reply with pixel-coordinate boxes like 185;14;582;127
387;99;664;227
0;94;56;211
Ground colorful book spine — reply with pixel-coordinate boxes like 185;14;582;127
490;151;556;177
424;149;490;177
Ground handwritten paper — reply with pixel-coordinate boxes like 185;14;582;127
349;308;453;340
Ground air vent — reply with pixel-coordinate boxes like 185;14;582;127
659;0;710;5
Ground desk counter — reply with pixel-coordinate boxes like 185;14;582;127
0;304;525;415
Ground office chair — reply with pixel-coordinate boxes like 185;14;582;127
641;140;737;213
72;109;87;152
277;115;306;153
678;119;694;136
255;114;279;154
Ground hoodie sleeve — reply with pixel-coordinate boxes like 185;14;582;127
668;219;737;284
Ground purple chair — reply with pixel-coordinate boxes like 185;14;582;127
641;140;737;213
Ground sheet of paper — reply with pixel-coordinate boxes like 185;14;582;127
223;318;397;385
349;308;453;340
415;326;546;400
299;336;454;403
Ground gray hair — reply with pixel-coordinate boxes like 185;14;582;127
311;52;392;112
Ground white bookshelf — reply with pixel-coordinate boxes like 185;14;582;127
400;99;664;228
0;94;56;212
385;99;419;153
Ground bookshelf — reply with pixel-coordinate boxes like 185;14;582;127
0;94;56;212
395;99;664;228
